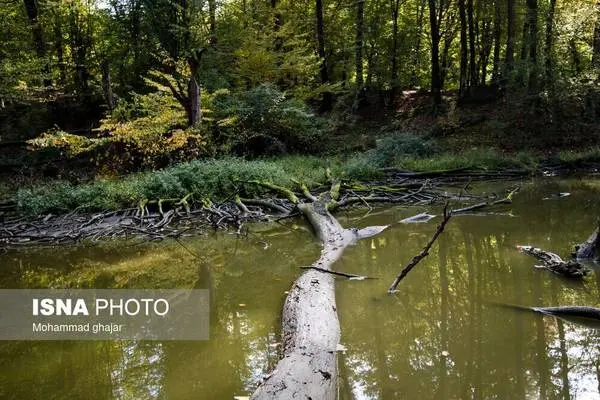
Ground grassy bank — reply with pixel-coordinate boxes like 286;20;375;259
12;146;600;216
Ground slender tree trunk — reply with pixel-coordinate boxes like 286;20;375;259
428;0;442;105
527;0;538;89
467;0;478;86
491;0;501;84
23;0;50;86
53;15;66;85
411;0;425;87
187;57;201;127
505;0;515;76
544;0;556;87
316;0;332;111
101;60;116;110
458;0;469;96
593;1;600;67
440;27;455;89
390;0;401;92
355;0;365;92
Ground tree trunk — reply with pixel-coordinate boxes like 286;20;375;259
593;1;600;67
458;0;469;96
250;200;387;399
467;0;478;86
355;0;365;103
316;0;332;111
411;0;426;88
53;14;66;85
23;0;50;86
505;0;515;76
544;0;556;88
491;0;501;84
527;0;538;89
574;221;600;260
187;57;201;127
390;0;401;91
101;60;116;110
428;0;442;105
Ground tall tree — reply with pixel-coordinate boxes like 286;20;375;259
316;0;332;111
147;0;208;127
390;0;403;93
467;0;477;86
491;0;501;84
22;0;50;85
505;0;516;77
355;0;364;92
544;0;557;87
458;0;468;96
526;0;538;88
593;0;600;67
428;0;442;104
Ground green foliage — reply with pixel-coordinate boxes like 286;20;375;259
17;157;332;214
363;132;438;167
211;84;326;156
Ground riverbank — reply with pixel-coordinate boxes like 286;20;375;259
1;146;599;217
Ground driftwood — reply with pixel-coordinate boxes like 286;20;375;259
451;187;519;215
516;245;588;278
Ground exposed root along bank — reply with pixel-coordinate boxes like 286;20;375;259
0;171;505;247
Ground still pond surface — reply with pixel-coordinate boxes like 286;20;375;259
1;178;600;399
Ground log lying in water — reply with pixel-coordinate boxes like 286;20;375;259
574;220;600;260
251;191;388;399
498;303;600;329
516;245;588;278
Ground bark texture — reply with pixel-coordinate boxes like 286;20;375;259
251;201;386;399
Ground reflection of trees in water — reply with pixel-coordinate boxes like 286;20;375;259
2;180;600;399
340;183;600;399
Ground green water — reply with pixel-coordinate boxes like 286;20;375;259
1;178;600;399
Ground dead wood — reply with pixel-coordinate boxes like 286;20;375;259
250;188;388;399
517;245;588;279
573;219;600;260
388;204;452;293
300;265;375;280
451;187;519;215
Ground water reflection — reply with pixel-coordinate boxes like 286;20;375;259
338;178;600;399
0;178;599;399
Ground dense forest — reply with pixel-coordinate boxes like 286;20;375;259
1;0;600;191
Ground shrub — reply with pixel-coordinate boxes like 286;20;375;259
364;132;437;167
211;84;326;157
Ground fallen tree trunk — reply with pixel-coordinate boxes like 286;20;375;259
496;303;600;329
251;189;388;399
574;220;600;260
516;245;588;278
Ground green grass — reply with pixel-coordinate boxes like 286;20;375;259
14;148;599;215
555;148;600;165
392;149;539;171
17;157;348;214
